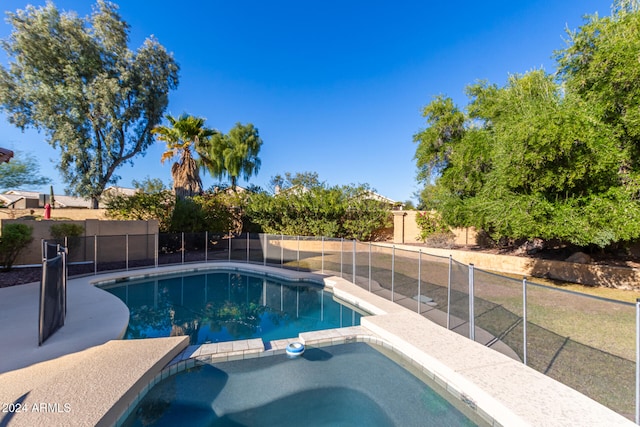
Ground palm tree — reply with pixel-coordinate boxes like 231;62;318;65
201;122;263;189
152;114;217;199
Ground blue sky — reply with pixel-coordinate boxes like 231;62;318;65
0;0;612;203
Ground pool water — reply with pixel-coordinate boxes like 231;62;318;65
122;343;480;427
102;271;363;345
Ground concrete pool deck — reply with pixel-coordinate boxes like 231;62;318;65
0;262;635;426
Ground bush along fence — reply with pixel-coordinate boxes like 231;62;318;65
45;232;638;421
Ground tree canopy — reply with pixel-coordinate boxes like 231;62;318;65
0;1;179;207
269;171;324;193
0;151;51;191
153;113;217;199
414;1;640;248
202;122;263;189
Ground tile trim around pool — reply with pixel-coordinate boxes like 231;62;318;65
113;326;499;427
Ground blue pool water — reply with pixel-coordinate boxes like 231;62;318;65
102;270;363;345
122;343;480;427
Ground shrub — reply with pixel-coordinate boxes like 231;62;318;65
415;211;450;242
105;190;175;232
424;231;455;248
0;223;33;271
50;223;84;240
50;223;85;253
245;184;391;240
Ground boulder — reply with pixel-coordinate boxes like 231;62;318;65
565;252;592;264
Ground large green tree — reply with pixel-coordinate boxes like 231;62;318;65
0;151;51;191
0;1;179;208
153;113;217;199
556;0;640;190
415;63;638;246
203;123;263;189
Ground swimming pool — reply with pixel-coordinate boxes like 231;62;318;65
101;270;364;345
121;342;483;426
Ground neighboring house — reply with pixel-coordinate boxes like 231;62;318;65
2;190;100;209
1;187;141;209
0;148;14;163
102;186;139;198
364;190;403;210
0;193;38;209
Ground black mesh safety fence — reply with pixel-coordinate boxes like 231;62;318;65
354;241;372;290
247;233;265;264
369;245;394;301
206;232;227;261
229;232;245;262
297;236;321;271
472;268;525;358
183;232;207;263
39;244;67;346
416;252;450;326
321;237;342;275
262;234;282;266
40;232;639;419
448;259;470;337
387;247;420;311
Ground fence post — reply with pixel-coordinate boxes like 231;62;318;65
321;236;325;274
391;245;395;302
263;234;267;266
352;239;356;284
469;263;475;341
636;298;640;424
62;245;67;316
154;233;158;268
280;234;284;268
523;277;528;366
126;234;129;271
247;233;250;263
296;235;300;271
181;232;185;264
447;255;452;330
205;231;208;262
228;234;232;262
368;242;372;292
94;235;98;275
340;238;344;278
417;249;422;314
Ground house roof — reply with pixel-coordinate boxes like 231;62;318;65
52;195;96;208
5;190;40;198
103;186;138;197
0;194;24;207
364;191;398;205
0;148;14;163
3;190;101;208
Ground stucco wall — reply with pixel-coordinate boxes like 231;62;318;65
393;210;477;246
1;219;158;265
0;208;107;220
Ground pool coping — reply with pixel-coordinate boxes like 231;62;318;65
0;262;635;427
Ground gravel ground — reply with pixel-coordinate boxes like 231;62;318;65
0;267;42;288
